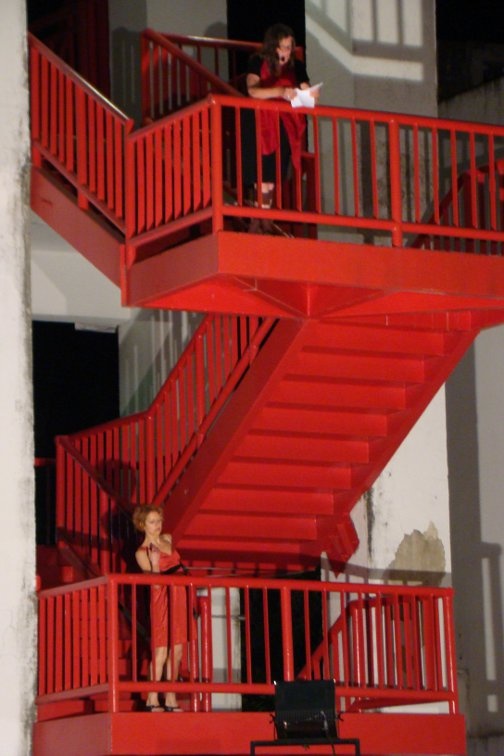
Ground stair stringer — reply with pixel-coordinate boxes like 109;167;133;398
159;313;480;573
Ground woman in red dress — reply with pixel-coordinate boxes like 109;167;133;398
133;504;187;712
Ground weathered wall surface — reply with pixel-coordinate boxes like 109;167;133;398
0;0;36;753
440;78;504;747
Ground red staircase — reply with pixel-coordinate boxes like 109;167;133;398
29;29;504;755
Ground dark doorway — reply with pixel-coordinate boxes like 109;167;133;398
227;0;306;77
33;321;119;544
227;0;306;48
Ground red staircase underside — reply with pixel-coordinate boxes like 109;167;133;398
31;165;504;321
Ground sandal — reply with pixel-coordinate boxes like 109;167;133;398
145;702;164;712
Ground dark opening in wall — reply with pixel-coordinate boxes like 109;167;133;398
33;321;119;544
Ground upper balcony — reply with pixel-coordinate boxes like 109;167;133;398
29;30;504;324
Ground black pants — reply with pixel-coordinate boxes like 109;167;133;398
240;109;291;189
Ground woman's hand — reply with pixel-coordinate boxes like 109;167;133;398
283;87;295;101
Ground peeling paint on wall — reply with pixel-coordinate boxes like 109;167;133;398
386;522;446;585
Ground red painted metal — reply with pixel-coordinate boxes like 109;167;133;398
35;573;464;754
141;29;304;115
29;34;134;234
27;31;504;751
29;32;504;316
54;314;274;573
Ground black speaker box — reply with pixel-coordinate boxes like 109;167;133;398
274;680;337;740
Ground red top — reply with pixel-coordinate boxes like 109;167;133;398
254;58;308;170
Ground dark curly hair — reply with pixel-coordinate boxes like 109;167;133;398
260;23;296;74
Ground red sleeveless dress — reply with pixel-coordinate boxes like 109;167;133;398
143;547;188;647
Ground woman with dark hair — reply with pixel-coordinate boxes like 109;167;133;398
242;23;317;233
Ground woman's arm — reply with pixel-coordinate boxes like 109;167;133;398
246;72;294;101
135;547;153;572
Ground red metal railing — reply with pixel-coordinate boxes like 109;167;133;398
125;98;215;244
412;160;504;253
30;31;504;267
157;30;262;84
29;34;134;232
37;574;459;716
56;313;275;572
140;29;242;123
301;589;458;712
140;29;305;119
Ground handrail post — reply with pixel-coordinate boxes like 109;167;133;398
55;437;65;538
444;590;459;713
195;332;206;443
107;576;120;713
389;119;403;247
145;414;156;501
280;586;294;681
199;591;213;712
209;97;224;232
123;131;136;267
98;489;111;574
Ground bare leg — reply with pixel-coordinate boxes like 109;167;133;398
146;645;167;710
165;643;183;708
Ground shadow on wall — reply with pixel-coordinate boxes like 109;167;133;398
446;344;504;739
111;28;144;124
110;21;227;125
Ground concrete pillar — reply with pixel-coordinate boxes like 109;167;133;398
307;1;449;587
0;1;36;753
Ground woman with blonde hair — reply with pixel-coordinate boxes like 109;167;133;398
132;504;187;712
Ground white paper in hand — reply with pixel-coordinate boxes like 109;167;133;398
291;82;322;109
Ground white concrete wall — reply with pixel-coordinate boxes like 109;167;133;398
145;0;227;37
350;390;451;582
31;214;132;329
439;76;504;127
439;78;504;746
0;1;36;754
306;0;437;116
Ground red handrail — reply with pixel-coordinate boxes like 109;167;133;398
37;574;459;717
124;97;216;243
300;590;459;712
55;313;276;570
412;159;504;253
30;31;504;265
147;31;305;103
29;33;134;231
140;28;242;123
